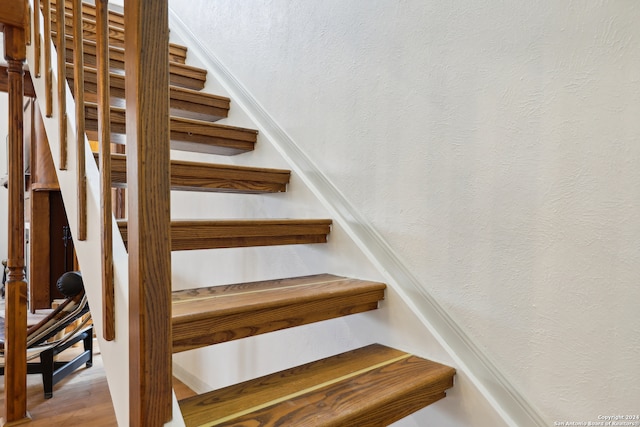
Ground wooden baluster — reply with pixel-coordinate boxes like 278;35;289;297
25;5;32;46
56;0;67;169
72;0;87;241
125;0;172;423
33;0;41;78
96;0;115;341
3;25;30;425
43;0;52;117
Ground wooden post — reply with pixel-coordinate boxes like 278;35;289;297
2;25;30;426
33;0;41;78
42;0;52;117
95;0;115;341
55;0;67;170
72;0;87;241
124;0;173;424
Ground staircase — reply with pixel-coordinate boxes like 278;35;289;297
33;1;455;425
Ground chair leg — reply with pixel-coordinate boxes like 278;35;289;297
83;327;93;368
40;348;55;399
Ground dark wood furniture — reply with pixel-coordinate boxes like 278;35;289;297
28;100;77;312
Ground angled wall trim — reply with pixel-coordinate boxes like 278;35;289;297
168;9;547;427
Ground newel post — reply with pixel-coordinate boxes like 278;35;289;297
124;0;173;424
2;24;30;426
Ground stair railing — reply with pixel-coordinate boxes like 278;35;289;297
20;0;173;424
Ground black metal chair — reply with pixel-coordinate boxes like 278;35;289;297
0;271;93;398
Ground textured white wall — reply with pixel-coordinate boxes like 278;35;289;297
169;0;640;424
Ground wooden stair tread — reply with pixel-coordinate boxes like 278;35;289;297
50;1;192;63
171;274;386;352
68;64;229;121
178;343;455;426
45;4;457;425
58;33;188;76
84;102;256;155
52;0;126;29
49;11;188;64
53;31;205;90
117;219;332;251
166;62;208;91
167;86;229;121
102;153;290;193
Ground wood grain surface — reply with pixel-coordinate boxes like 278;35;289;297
118;219;332;251
104;153;289;193
48;9;187;62
84;102;257;154
172;274;385;352
179;344;455;427
124;0;173;423
67;64;229;121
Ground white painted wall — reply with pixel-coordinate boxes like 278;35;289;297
168;0;640;425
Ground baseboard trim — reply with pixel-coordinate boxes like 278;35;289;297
172;361;212;396
168;9;548;427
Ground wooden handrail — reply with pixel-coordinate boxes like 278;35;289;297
95;0;115;342
0;2;28;28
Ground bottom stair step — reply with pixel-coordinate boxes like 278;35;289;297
178;343;455;427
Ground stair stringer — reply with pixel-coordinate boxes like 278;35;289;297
168;8;548;427
24;15;186;426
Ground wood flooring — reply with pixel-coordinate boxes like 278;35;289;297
0;341;196;426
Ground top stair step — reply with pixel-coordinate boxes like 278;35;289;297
56;33;188;73
49;10;188;64
52;0;125;29
172;274;386;353
178;343;455;427
53;31;206;90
